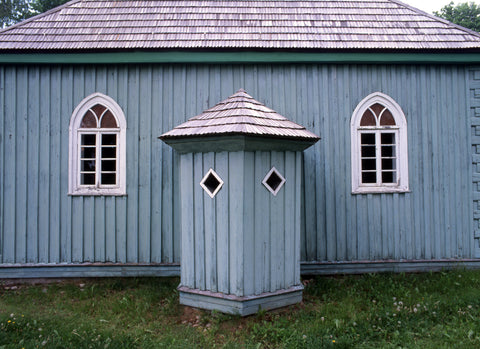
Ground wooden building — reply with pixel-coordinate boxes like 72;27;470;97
1;0;480;279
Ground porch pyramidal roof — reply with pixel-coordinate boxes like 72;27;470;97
160;89;320;141
1;0;480;51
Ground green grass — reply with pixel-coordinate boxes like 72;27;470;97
2;270;480;348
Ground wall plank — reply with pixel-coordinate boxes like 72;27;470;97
215;152;229;294
26;67;39;263
254;151;269;294
15;67;28;263
49;67;62;263
0;68;4;263
229;151;244;296
193;152;205;290
180;153;194;287
243;151;255;296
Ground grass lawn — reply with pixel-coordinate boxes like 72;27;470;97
1;269;480;348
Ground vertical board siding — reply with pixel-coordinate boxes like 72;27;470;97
229;151;244;296
215;152;229;294
254;151;269;293
180;150;302;296
243;151;255;296
0;68;4;263
0;63;475;269
470;67;480;258
180;153;194;286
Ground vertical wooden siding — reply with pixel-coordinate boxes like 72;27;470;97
470;67;480;258
0;64;474;266
179;150;302;296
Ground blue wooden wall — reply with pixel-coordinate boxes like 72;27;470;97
0;63;475;275
179;150;302;296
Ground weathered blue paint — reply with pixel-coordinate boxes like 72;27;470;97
178;285;304;316
470;68;480;258
173;144;305;313
2;260;480;279
177;150;303;297
0;63;477;277
0;264;181;278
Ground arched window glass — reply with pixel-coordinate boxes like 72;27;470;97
351;93;409;193
69;93;126;196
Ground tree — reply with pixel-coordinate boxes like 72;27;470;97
30;0;69;15
434;1;480;32
0;0;69;28
0;0;31;27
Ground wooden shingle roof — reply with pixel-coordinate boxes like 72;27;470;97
160;89;320;140
1;0;480;51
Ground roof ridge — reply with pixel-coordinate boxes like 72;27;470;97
192;113;286;121
174;122;305;130
0;0;82;35
388;0;480;39
187;115;296;124
193;89;278;117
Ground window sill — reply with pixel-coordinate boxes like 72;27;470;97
352;186;410;194
69;189;127;196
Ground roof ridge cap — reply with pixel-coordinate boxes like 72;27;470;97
388;0;480;39
191;113;288;121
175;121;305;129
194;88;274;115
0;0;82;34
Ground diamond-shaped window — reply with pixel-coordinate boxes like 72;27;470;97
262;167;286;196
200;169;224;198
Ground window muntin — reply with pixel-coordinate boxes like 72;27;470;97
69;93;126;196
78;105;120;188
360;131;398;186
351;93;408;194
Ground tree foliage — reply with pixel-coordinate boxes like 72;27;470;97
30;0;69;15
0;0;31;27
434;1;480;32
0;0;70;28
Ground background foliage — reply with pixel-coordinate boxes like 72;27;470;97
30;0;69;15
0;0;69;27
0;0;30;27
434;1;480;32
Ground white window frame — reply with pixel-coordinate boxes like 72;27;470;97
351;92;409;194
68;93;127;196
262;167;286;196
200;168;224;199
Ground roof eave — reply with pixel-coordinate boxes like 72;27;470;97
160;134;320;154
2;49;480;64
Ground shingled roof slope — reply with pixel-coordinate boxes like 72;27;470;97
1;0;480;50
160;89;320;140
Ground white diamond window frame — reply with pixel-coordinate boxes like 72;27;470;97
200;168;224;199
262;167;286;196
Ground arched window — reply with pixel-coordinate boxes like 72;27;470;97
351;92;409;194
69;93;126;196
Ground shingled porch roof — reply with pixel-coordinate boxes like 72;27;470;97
160;89;320;141
1;0;480;51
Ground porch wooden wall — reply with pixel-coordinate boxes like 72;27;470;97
0;63;475;274
179;150;302;296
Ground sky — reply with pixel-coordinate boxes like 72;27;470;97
402;0;478;14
